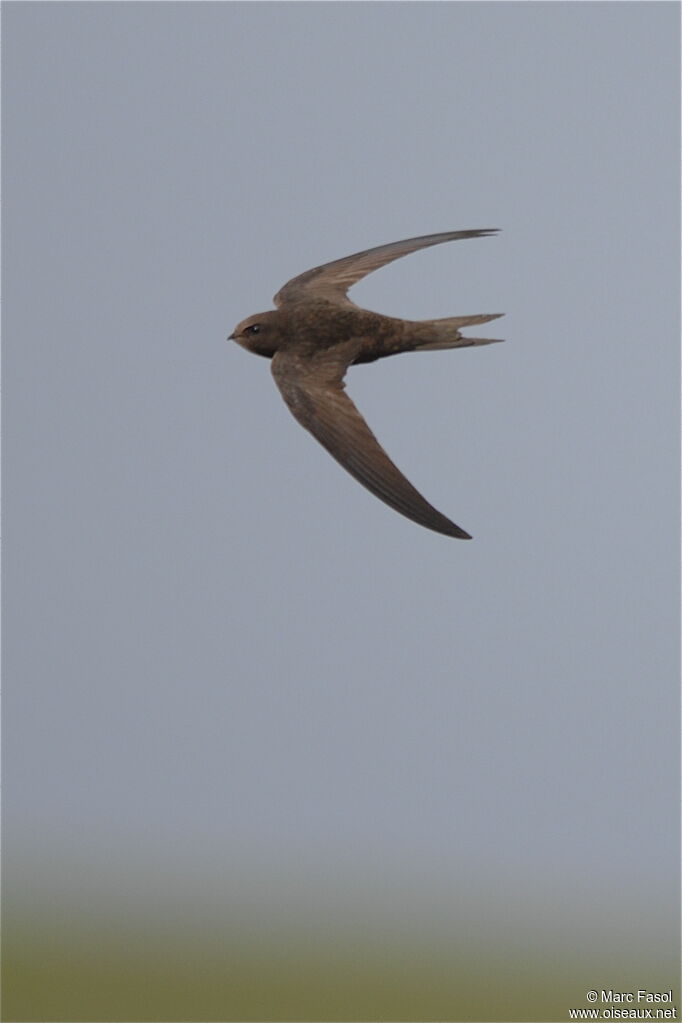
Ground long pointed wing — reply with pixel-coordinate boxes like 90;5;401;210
271;348;472;539
273;229;498;307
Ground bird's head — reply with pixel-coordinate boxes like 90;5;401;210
228;310;283;357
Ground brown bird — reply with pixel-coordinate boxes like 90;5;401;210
229;229;503;539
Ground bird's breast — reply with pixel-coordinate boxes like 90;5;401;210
285;303;382;352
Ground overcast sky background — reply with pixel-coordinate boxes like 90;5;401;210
3;0;680;1009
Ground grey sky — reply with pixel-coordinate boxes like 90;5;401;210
3;0;680;1015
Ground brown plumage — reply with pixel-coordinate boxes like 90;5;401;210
228;229;503;539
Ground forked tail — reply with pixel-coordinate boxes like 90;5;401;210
418;312;505;350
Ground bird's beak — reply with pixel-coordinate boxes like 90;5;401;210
227;332;235;341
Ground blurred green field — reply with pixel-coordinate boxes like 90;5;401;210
3;908;678;1021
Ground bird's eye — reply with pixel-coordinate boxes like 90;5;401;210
245;324;261;335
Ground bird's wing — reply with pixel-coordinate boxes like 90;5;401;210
271;346;472;539
273;229;498;308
